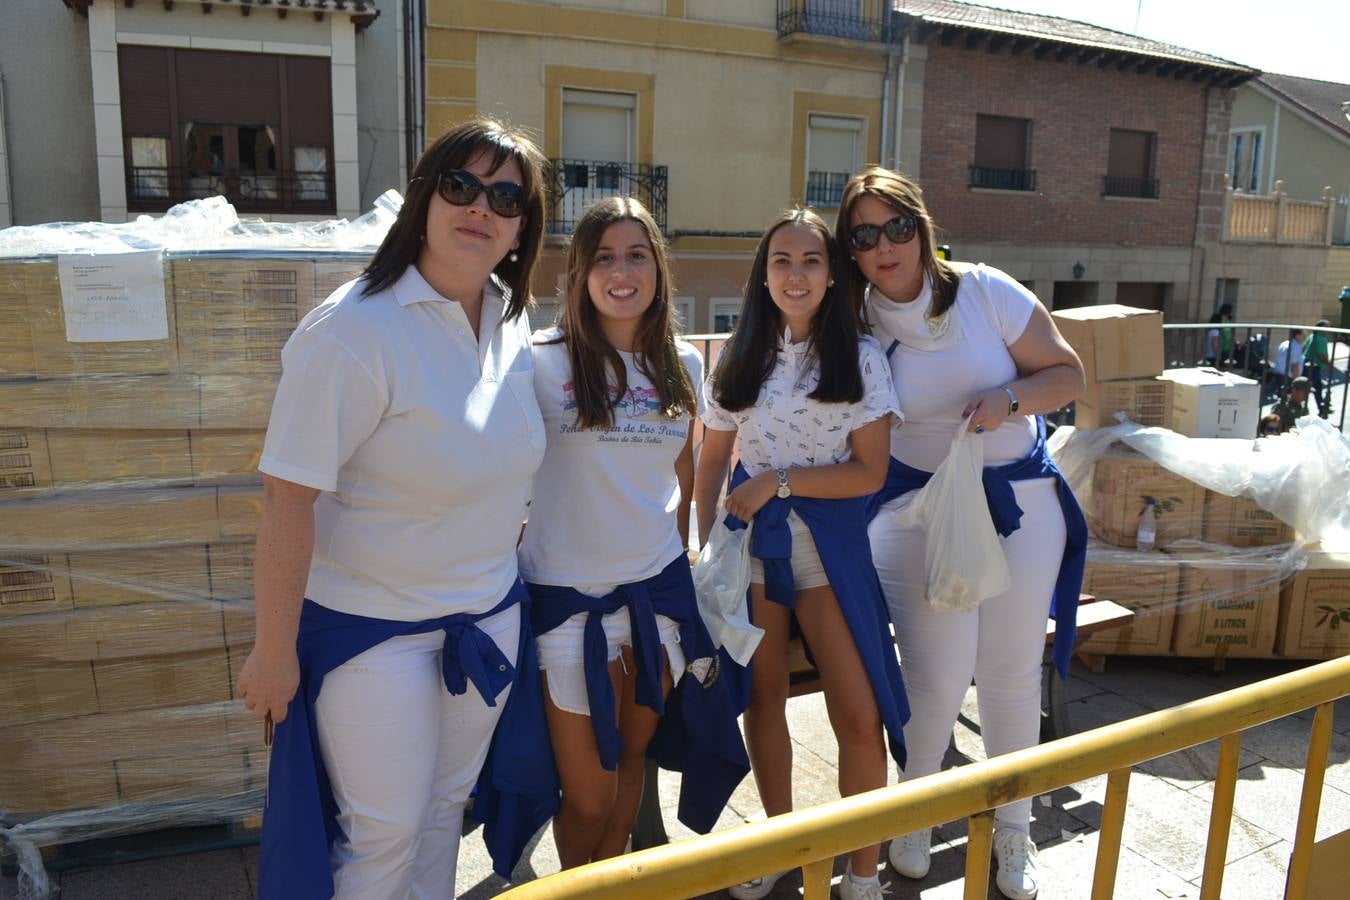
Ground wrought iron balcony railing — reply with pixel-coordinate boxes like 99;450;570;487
969;166;1037;192
806;170;849;207
776;0;896;43
1103;175;1161;199
126;166;336;213
544;158;668;234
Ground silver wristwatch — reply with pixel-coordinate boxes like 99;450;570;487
775;468;792;499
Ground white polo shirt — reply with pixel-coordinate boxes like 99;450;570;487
518;329;704;591
259;266;545;621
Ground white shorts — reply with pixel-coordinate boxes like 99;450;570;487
749;511;830;591
535;606;685;716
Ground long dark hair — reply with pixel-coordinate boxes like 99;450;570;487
835;166;961;320
549;196;696;430
711;208;862;412
360;117;546;321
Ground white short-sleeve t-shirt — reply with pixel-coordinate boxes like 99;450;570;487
701;334;901;476
259;266;546;621
865;263;1038;473
518;328;705;590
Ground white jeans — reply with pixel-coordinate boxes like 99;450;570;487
314;605;520;899
869;476;1065;833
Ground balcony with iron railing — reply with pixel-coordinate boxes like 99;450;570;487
969;165;1037;192
1102;174;1161;199
805;170;849;208
125;166;336;214
775;0;897;44
544;158;668;235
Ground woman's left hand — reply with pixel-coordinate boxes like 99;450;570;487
962;388;1013;434
725;470;779;522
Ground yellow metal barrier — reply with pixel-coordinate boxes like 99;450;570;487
501;655;1350;900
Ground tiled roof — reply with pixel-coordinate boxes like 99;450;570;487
893;0;1258;79
1258;73;1350;139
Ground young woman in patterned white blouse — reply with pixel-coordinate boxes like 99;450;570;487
694;208;910;900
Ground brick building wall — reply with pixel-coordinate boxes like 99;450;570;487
917;42;1207;246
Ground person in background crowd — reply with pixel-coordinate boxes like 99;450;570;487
1271;328;1306;398
695;207;909;900
1204;303;1234;368
236;117;549;900
839;166;1087;900
518;195;748;869
1303;320;1333;418
1259;412;1284;437
1269;376;1311;433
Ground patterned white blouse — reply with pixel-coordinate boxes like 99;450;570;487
702;333;902;477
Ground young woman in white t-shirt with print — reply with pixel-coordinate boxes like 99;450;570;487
519;196;747;869
694;208;910;900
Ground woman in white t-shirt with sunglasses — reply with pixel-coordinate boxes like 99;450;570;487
838;167;1087;900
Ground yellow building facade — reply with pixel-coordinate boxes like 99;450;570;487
425;0;895;331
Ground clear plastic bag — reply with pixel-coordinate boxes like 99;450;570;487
892;420;1012;611
692;516;763;666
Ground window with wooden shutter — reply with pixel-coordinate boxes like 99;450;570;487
971;115;1034;191
1104;128;1159;198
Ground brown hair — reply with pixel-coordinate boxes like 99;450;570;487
361;117;546;321
835;166;961;321
550;196;696;430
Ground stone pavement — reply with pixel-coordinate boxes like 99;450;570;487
4;656;1348;900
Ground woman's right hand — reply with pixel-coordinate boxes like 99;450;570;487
235;644;300;724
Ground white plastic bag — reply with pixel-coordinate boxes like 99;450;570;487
692;516;763;666
892;419;1012;611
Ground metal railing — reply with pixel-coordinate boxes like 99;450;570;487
1159;321;1349;431
775;0;897;43
500;655;1350;899
125;166;335;214
1102;174;1160;199
543;158;668;235
969;165;1037;192
805;170;849;207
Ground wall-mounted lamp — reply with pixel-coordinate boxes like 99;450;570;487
1072;260;1086;280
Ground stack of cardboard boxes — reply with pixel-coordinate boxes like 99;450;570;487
1052;304;1346;662
0;251;366;822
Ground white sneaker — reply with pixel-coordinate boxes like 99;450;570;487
728;870;788;900
992;829;1039;900
837;871;889;900
887;828;932;879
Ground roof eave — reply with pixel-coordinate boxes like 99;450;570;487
893;11;1258;87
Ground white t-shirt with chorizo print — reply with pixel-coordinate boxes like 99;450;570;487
701;334;901;476
518;328;705;591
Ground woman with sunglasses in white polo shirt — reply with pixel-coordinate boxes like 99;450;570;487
235;118;550;900
836;167;1087;900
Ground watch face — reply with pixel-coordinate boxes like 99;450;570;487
776;485;791;499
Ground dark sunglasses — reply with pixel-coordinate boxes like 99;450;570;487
437;169;526;218
848;214;918;252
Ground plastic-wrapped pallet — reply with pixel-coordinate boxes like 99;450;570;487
1048;419;1350;663
0;198;394;894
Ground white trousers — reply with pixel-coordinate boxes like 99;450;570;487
314;605;520;900
869;476;1066;833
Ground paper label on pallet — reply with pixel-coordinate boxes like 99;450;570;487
57;250;169;342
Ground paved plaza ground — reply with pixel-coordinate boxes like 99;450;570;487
5;655;1348;900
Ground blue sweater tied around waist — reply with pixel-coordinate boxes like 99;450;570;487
726;464;911;770
257;579;557;897
865;416;1088;679
527;555;750;836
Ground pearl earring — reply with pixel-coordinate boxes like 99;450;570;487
509;251;519;263
828;280;835;287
